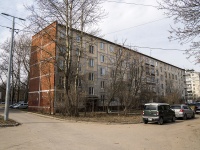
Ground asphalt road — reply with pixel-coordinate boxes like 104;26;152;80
0;108;200;150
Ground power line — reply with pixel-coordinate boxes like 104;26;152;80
0;13;27;29
0;24;12;29
129;45;187;51
104;0;158;8
104;17;168;35
0;13;188;52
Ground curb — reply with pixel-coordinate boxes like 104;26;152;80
0;122;20;127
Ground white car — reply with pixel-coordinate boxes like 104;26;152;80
171;104;195;120
13;103;28;109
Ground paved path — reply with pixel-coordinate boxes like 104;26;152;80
0;108;200;150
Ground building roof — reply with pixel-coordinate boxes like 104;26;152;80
33;21;185;71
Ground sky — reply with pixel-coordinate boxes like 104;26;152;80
0;0;200;72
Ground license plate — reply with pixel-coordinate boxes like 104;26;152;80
148;118;152;121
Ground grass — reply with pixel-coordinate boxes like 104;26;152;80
0;109;143;126
54;111;143;124
0;115;20;127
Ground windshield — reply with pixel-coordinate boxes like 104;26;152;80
144;105;157;110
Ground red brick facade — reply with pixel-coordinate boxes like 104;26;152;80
28;22;57;114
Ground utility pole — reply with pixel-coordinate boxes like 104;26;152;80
1;13;25;121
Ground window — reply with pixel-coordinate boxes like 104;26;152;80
171;106;181;109
101;95;105;101
144;105;157;110
161;84;164;89
161;75;163;81
59;60;64;69
89;59;94;67
60;31;65;38
79;64;81;71
111;70;115;77
109;46;114;52
76;35;80;42
89;87;94;95
60;46;66;54
156;70;159;76
76;79;81;87
59;76;64;88
164;105;170;110
100;55;105;62
109;57;115;64
100;42;104;49
58;93;64;101
89;45;94;53
100;68;105;75
160;67;162;72
76;48;79;55
165;72;167;78
89;73;94;81
101;81;105;88
118;48;122;55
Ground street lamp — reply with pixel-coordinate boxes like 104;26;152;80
2;13;25;121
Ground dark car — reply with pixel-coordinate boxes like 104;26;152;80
195;103;200;114
142;103;176;125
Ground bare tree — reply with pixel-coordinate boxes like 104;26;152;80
104;43;127;113
0;34;31;103
159;0;200;63
117;53;145;115
165;79;182;104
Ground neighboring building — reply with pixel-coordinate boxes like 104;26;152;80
28;21;186;113
185;70;200;103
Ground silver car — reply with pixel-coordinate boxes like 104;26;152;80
171;104;195;120
13;103;28;109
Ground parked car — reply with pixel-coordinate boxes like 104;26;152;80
9;103;18;108
171;104;195;120
142;103;176;125
195;103;200;114
13;103;28;109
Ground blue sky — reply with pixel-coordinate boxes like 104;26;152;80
0;0;200;71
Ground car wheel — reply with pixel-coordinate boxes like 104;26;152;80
158;117;164;125
172;116;176;122
143;119;148;124
183;114;187;120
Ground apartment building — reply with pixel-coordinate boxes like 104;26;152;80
28;21;186;113
185;70;200;103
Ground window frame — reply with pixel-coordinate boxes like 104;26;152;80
89;87;94;95
100;42;104;50
89;72;94;81
100;55;105;63
89;58;94;67
100;67;105;75
89;45;94;54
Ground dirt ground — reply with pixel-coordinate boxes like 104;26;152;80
0;108;200;150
